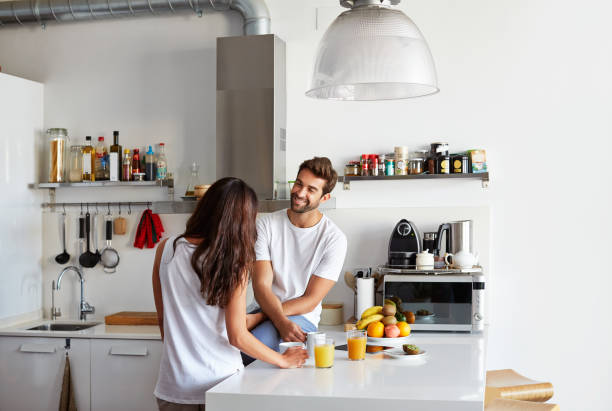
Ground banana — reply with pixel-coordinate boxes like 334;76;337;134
360;305;383;320
356;314;384;330
384;299;396;307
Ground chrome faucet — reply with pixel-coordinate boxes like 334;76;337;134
56;266;95;321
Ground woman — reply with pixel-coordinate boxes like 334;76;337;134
152;177;307;410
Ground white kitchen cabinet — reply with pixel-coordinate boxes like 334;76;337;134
0;336;91;411
90;338;162;411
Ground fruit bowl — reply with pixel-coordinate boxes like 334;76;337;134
366;336;412;346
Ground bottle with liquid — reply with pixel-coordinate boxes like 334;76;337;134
156;143;167;181
95;136;109;181
122;149;132;181
109;131;122;181
132;148;141;179
145;145;155;181
82;136;96;182
185;162;200;196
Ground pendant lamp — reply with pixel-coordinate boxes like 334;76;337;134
305;0;438;101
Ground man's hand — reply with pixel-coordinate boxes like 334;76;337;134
277;318;306;342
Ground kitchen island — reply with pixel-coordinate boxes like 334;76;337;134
207;326;487;411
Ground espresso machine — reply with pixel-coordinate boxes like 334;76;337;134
387;219;422;267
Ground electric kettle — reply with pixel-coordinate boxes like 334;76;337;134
435;220;474;255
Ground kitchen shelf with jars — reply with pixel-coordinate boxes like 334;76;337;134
339;143;490;190
37;128;174;204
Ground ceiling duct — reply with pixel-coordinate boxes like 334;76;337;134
0;0;270;35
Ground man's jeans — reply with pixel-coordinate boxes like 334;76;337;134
241;311;316;366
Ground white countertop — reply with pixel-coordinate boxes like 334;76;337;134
207;326;487;411
0;319;162;340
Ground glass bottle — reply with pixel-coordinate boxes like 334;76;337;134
132;148;141;179
185;162;200;196
109;131;122;181
145;146;155;181
82;136;96;182
95;136;109;181
156;143;168;181
122;149;132;181
69;145;83;182
47;128;69;183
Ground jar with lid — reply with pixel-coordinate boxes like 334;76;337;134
377;154;387;176
47;128;69;183
360;154;370;176
385;158;395;176
451;154;469;174
344;161;360;177
370;154;380;176
69;145;84;182
394;146;409;176
436;155;451;174
409;158;425;175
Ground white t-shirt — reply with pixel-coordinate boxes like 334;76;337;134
254;209;348;326
154;236;243;404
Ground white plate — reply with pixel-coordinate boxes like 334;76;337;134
367;336;412;346
384;347;428;360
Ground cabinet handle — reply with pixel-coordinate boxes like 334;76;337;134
20;344;57;353
109;345;148;356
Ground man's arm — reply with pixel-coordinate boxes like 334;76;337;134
252;260;336;342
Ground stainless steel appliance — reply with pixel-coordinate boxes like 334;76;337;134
216;34;287;200
388;219;422;267
435;220;474;255
383;268;485;332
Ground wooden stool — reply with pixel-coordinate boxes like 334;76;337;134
485;369;554;406
486;399;560;410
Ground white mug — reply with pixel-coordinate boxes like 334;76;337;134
306;331;325;357
279;341;305;354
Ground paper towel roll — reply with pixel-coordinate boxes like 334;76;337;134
355;277;375;319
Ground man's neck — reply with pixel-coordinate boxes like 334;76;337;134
286;208;323;228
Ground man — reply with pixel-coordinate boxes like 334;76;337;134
243;157;347;364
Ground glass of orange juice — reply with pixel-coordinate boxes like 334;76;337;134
347;329;367;361
314;338;335;368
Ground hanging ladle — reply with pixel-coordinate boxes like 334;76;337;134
79;209;99;268
54;206;70;264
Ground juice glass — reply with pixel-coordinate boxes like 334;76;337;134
314;338;335;368
347;329;366;361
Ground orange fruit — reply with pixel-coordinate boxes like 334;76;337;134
397;321;411;337
384;324;400;338
367;321;384;338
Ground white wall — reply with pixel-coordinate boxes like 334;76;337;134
1;0;611;409
0;73;44;326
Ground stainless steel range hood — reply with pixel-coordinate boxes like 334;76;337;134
216;34;287;201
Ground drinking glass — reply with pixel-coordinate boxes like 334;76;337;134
347;329;366;361
314;338;335;368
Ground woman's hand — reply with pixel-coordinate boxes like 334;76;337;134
278;347;308;369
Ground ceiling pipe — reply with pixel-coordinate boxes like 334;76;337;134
0;0;270;35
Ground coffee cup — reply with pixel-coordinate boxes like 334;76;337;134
279;341;305;354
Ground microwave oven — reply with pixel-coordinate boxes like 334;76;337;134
383;271;485;332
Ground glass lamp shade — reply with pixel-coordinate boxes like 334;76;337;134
305;4;438;101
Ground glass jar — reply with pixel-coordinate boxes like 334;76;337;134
436;155;451;174
47;128;69;183
451;154;469;174
344;162;360;177
69;145;84;182
409;158;425;175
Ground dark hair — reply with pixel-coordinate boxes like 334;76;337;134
174;177;258;308
297;157;338;195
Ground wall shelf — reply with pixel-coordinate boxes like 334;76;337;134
338;172;489;190
152;198;337;215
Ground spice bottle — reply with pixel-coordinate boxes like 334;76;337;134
156;143;168;181
82;136;96;182
145;146;155;181
132;148;141;178
122;149;132;181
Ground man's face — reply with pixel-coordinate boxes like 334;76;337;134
290;169;329;213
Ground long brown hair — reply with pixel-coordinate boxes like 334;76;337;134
174;177;258;308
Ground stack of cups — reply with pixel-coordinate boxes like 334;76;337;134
394;146;410;175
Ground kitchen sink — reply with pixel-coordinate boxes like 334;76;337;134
27;322;99;331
